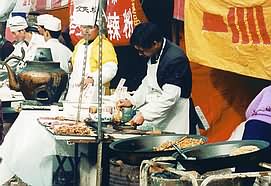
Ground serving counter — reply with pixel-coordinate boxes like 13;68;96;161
0;109;146;186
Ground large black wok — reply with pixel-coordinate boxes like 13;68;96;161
109;134;207;165
174;140;270;174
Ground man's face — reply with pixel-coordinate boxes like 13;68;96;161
80;25;98;41
134;42;160;58
11;30;26;42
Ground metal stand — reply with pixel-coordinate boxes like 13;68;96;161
96;0;106;185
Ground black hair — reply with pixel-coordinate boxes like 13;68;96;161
46;29;61;39
25;26;39;33
130;22;163;49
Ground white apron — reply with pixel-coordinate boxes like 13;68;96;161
138;58;190;134
65;44;98;104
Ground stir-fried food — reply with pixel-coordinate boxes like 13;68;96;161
230;145;260;156
153;136;205;151
52;124;95;136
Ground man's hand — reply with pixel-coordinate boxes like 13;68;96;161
83;77;94;89
129;112;144;126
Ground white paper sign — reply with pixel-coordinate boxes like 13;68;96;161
72;0;99;26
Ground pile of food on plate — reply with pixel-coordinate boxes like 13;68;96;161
51;123;95;136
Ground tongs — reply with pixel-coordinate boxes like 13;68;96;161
173;144;189;159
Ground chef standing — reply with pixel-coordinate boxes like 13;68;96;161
117;22;195;134
24;26;45;61
36;14;54;35
43;16;72;73
7;16;28;67
65;9;118;103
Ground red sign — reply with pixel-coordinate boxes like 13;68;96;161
69;0;147;46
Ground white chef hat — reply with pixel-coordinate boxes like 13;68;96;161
8;16;28;32
44;17;61;32
36;14;53;26
72;1;98;26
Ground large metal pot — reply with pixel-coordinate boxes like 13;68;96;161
2;52;68;104
174;140;270;174
109;134;207;165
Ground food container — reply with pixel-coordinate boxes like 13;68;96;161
121;107;136;123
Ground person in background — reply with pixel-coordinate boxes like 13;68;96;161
117;22;195;134
8;16;45;62
241;85;271;145
24;24;45;61
0;16;28;81
229;85;271;147
7;16;28;68
36;14;53;35
65;18;118;102
228;85;271;185
43;16;72;73
0;34;14;61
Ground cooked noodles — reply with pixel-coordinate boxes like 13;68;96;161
154;137;204;151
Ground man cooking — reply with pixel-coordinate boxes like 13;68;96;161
117;22;195;134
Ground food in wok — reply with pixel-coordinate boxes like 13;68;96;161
153;136;205;151
229;145;260;156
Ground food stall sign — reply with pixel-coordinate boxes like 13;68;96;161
69;0;147;46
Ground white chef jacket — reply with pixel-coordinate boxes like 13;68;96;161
24;33;45;61
130;59;190;134
44;38;72;73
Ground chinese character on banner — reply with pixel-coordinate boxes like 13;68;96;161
106;0;147;46
69;0;147;46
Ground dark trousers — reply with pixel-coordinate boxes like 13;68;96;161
242;119;271;144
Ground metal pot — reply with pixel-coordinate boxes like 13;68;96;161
174;140;270;174
109;134;207;165
2;50;68;104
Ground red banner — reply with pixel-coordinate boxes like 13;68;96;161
105;0;147;46
35;0;47;10
69;0;147;46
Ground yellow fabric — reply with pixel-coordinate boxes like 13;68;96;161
71;36;118;72
185;0;271;80
71;36;118;95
